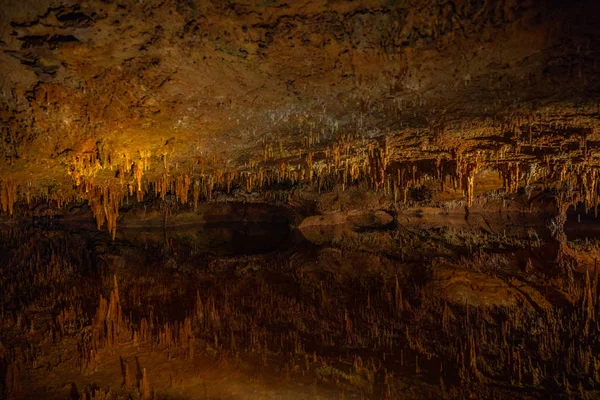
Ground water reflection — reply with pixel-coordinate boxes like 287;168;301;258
118;222;291;255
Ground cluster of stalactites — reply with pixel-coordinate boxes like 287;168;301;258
391;163;424;203
73;142;492;240
68;149;154;237
367;138;389;190
67;153;102;186
451;148;480;207
149;172;192;203
499;163;522;194
538;159;600;218
9;123;600;238
387;158;461;204
69;146;152;194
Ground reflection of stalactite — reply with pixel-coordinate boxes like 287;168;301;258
140;367;151;400
4;360;21;398
92;275;122;342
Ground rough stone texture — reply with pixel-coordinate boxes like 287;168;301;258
1;0;599;218
4;3;600;399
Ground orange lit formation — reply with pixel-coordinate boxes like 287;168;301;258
2;109;600;238
2;0;600;398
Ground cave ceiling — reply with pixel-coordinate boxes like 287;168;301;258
0;0;599;231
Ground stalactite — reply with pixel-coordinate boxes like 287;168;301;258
459;161;478;207
306;152;314;183
368;147;386;190
174;174;191;204
193;179;200;211
580;166;597;213
102;187;120;240
133;162;143;193
87;186;105;230
0;180;18;216
500;162;521;194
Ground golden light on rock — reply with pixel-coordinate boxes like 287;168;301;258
1;0;600;399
